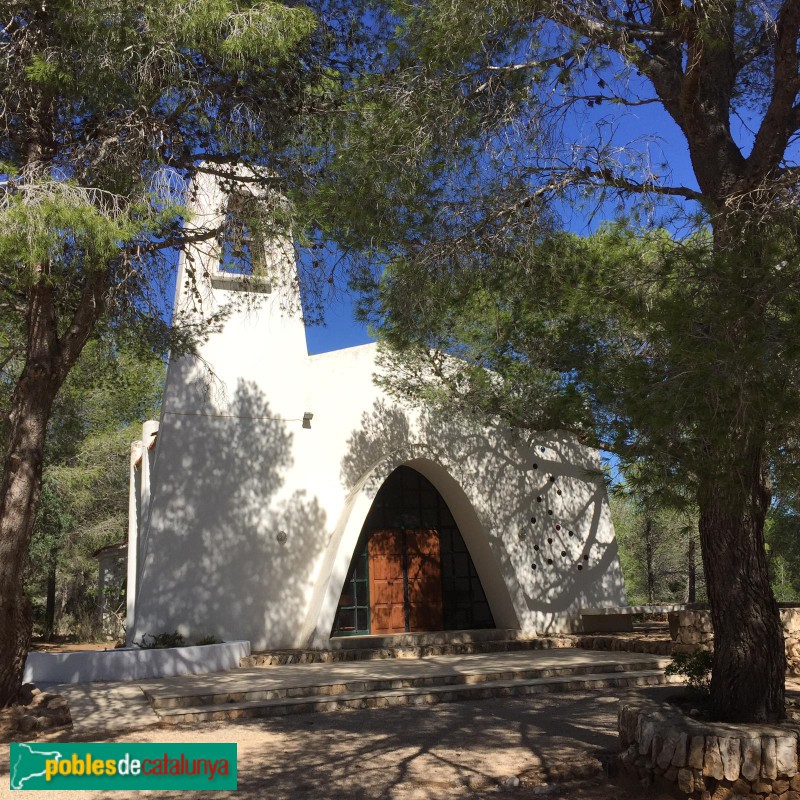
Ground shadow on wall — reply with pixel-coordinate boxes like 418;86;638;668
340;399;413;491
136;366;326;649
339;400;626;634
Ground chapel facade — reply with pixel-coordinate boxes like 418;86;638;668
126;172;627;650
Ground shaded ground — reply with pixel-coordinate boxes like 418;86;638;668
0;690;677;800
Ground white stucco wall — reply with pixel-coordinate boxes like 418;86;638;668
130;172;627;650
24;641;251;685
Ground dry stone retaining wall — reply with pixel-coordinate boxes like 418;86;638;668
574;634;673;656
670;608;800;675
619;693;800;799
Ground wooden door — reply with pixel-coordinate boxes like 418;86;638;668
368;530;406;634
368;528;444;634
405;529;443;632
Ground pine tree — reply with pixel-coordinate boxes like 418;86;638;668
0;0;331;705
314;0;800;724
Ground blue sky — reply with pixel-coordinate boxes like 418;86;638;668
305;289;371;354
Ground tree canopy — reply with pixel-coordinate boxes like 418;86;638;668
0;0;338;705
312;0;800;723
369;225;800;504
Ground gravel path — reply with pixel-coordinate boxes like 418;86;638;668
1;689;676;800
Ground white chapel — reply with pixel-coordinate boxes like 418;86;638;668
126;172;628;651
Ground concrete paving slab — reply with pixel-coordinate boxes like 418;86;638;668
34;649;669;736
140;648;670;702
54;681;161;736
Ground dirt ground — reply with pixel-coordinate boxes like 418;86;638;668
0;690;677;800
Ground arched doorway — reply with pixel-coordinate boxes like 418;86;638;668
331;466;495;636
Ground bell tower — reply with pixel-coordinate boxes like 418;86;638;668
165;169;309;420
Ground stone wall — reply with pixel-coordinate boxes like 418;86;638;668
669;608;800;675
619;693;800;799
573;634;673;656
671;609;715;654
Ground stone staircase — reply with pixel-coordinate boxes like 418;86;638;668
144;649;680;725
573;633;674;656
241;627;675;667
241;629;575;666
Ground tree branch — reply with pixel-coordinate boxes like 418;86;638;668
545;2;654;70
130;221;224;256
746;0;800;181
57;270;109;377
544;2;690;129
575;167;706;204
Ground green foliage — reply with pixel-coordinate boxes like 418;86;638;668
136;631;186;650
195;635;223;646
611;491;703;605
0;0;334;659
312;0;800;516
367;221;800;503
765;503;800;602
665;650;713;697
0;0;334;360
219;2;316;64
24;55;69;88
18;336;165;640
369;233;593;435
0;192;139;283
310;0;798;721
612;479;800;605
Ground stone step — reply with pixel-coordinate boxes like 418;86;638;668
328;628;525;650
147;658;667;710
574;635;674;657
154;670;681;724
241;636;573;667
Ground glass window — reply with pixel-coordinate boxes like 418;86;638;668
332;466;496;636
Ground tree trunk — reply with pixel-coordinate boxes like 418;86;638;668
686;536;696;604
44;558;57;642
0;368;61;703
0;268;107;705
698;445;784;723
0;282;67;705
644;515;656;604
